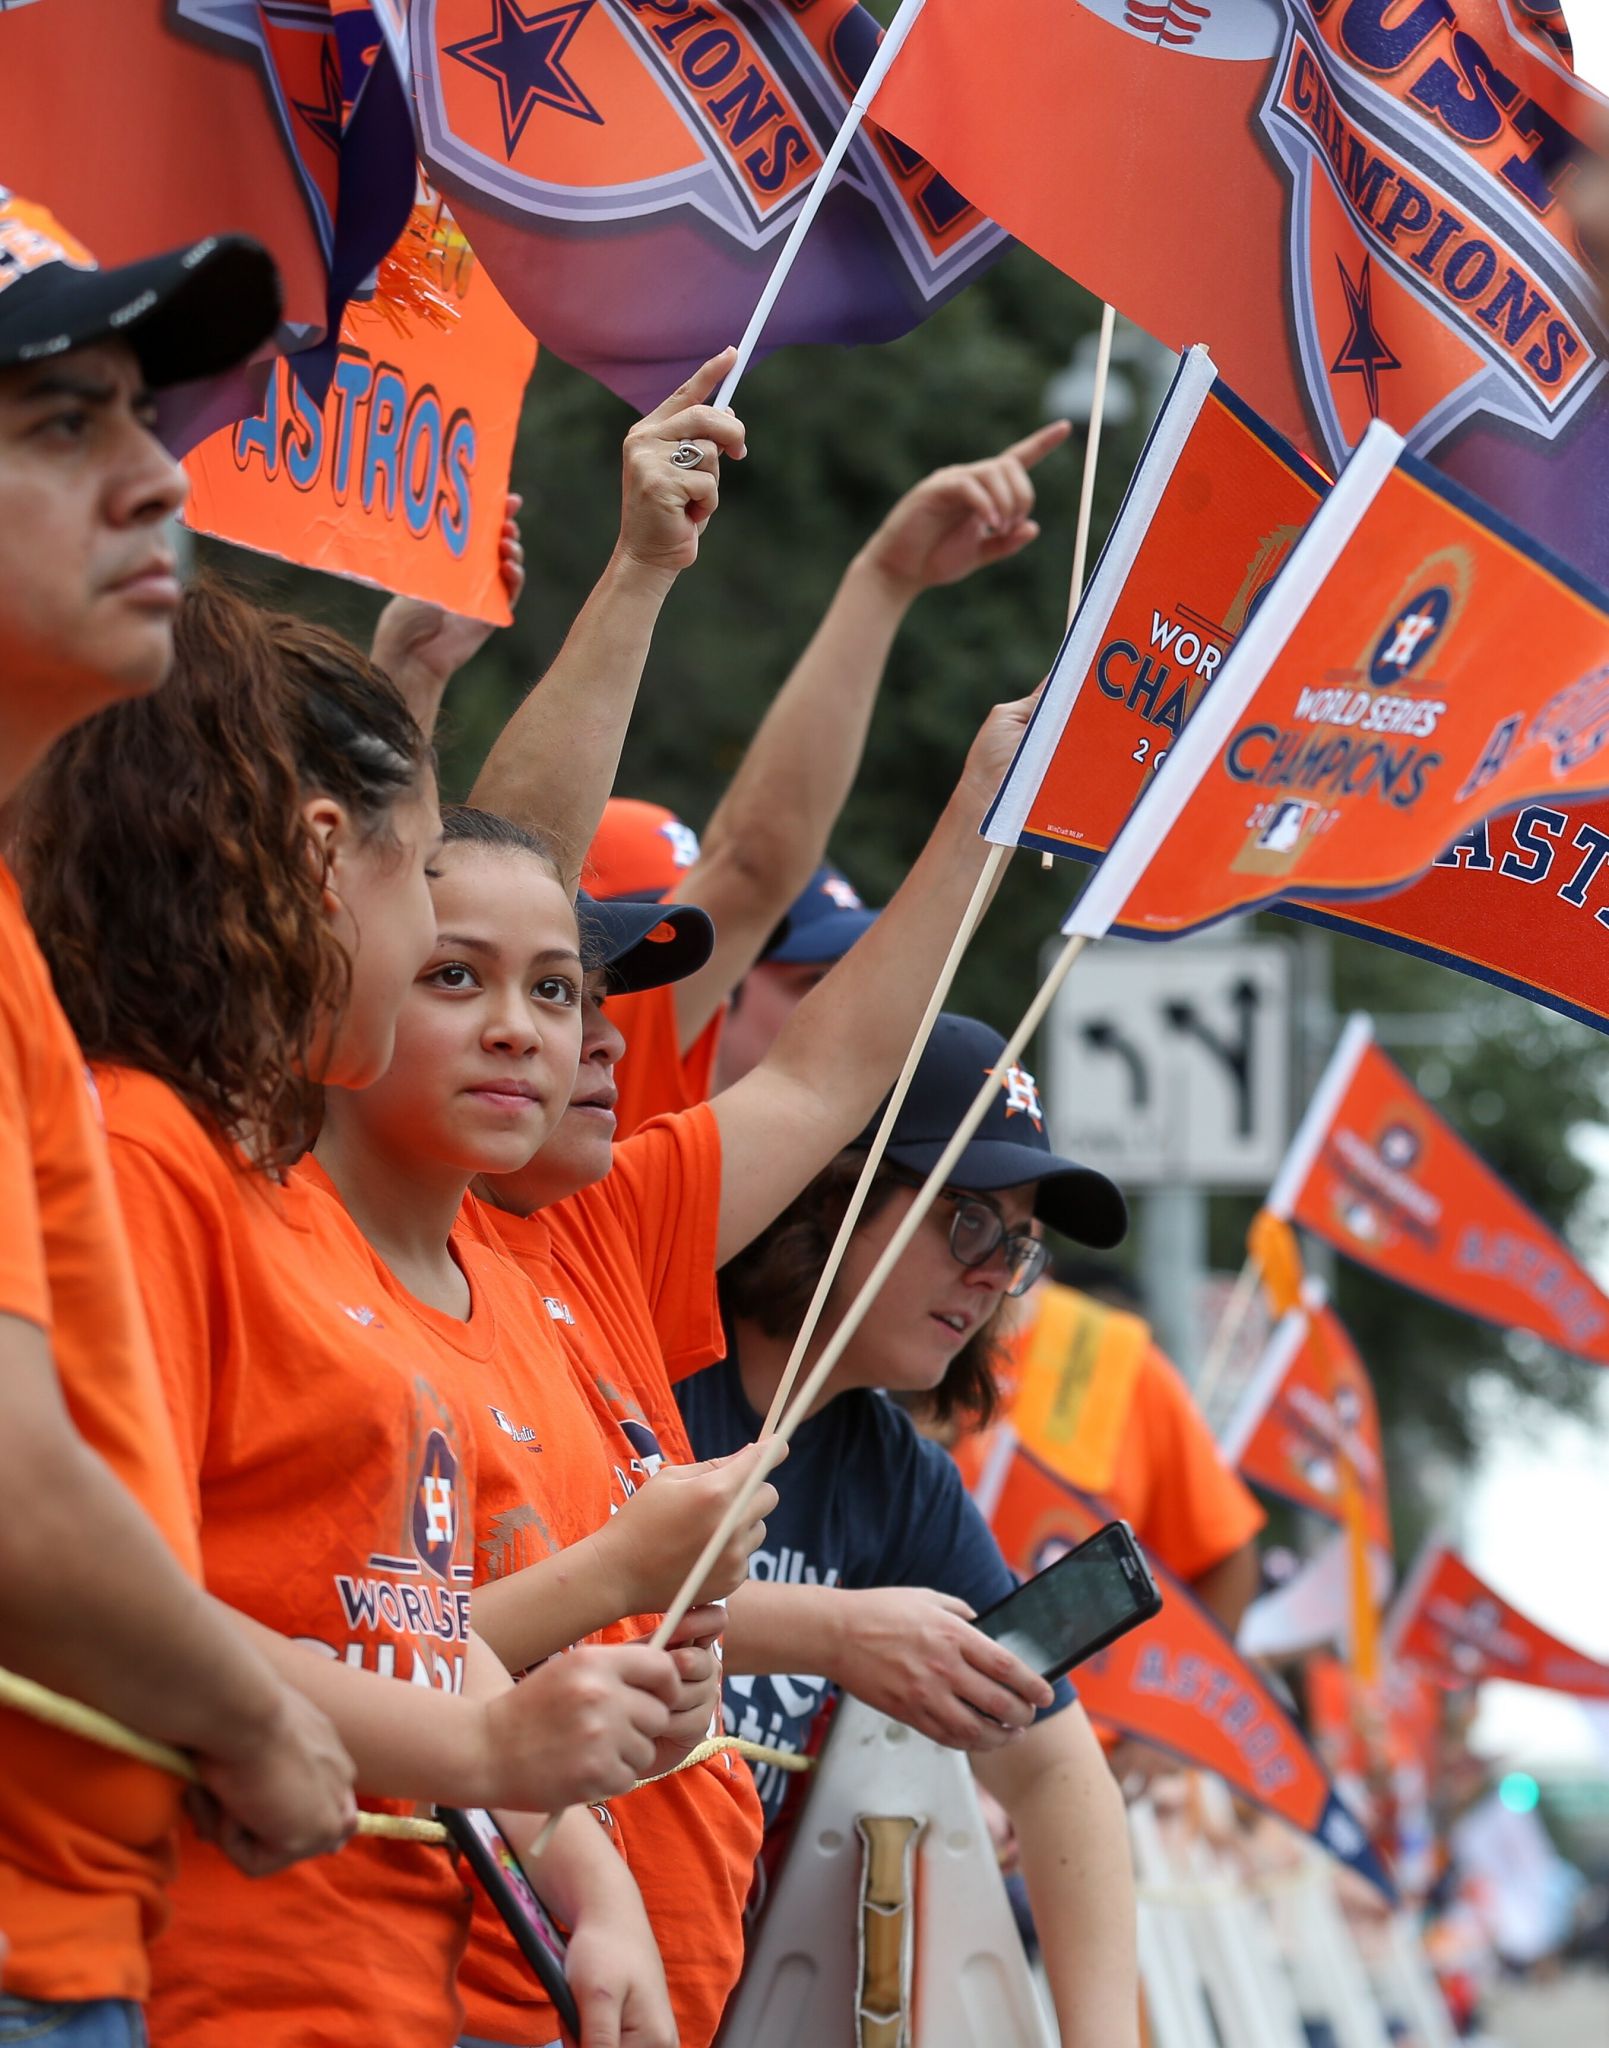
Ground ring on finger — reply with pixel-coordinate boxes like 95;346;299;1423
670;441;706;469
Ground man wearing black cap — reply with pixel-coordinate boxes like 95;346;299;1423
0;194;356;2042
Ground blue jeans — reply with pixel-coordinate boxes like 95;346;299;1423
0;2002;146;2046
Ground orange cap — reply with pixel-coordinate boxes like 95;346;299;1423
584;798;701;900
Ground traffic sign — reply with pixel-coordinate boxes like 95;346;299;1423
1042;937;1292;1187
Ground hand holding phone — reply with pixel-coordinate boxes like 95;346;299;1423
970;1521;1162;1683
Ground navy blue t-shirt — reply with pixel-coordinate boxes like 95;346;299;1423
676;1347;1074;1824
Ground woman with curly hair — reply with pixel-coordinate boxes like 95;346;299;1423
16;578;684;2048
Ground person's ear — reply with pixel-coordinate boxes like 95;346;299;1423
301;794;347;917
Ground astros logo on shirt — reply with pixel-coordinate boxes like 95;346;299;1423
412;1427;461;1579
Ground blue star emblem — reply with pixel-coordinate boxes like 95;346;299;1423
291;35;345;155
1330;255;1401;418
447;0;602;158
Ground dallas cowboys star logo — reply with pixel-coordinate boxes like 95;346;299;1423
447;0;602;158
1330;254;1401;418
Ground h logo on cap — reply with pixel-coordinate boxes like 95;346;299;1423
999;1063;1044;1130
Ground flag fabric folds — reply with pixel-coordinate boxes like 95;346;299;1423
410;0;1007;410
1;3;416;436
1267;1016;1609;1367
973;1431;1391;1894
1220;1288;1392;1558
1061;423;1609;944
1386;1541;1609;1698
184;202;537;623
873;1;1609;587
985;346;1332;859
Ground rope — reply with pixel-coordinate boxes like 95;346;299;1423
0;1667;811;1842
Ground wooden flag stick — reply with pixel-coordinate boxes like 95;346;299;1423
759;843;1008;1436
652;927;1093;1653
1067;302;1117;628
714;0;929;408
1192;1249;1262;1419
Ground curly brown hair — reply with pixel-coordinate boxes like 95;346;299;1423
16;575;431;1166
718;1153;1006;1429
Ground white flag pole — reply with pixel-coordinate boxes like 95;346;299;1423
759;842;1007;1435
656;926;1092;1649
1194;1014;1374;1412
714;0;929;408
1067;302;1117;628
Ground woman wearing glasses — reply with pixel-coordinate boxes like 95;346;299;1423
678;1014;1142;2048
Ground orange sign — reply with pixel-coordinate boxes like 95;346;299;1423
1387;1543;1609;1699
987;348;1330;855
976;1435;1390;1892
1221;1291;1391;1557
873;1;1609;588
1065;429;1609;943
1270;1018;1609;1367
184;208;535;624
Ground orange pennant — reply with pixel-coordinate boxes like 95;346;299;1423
1387;1542;1609;1698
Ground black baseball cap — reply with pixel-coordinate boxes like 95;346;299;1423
0;189;281;389
765;862;879;965
576;890;714;995
854;1013;1128;1250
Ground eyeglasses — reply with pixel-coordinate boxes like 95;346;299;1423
889;1170;1048;1298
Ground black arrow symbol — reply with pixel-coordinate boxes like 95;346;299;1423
1080;1017;1150;1109
1161;978;1260;1137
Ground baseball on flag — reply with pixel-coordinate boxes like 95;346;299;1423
1266;1016;1609;1367
1386;1541;1609;1698
1057;425;1609;944
1220;1285;1391;1557
975;1435;1391;1893
873;1;1609;586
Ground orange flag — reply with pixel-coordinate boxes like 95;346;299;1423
871;2;1609;588
1054;425;1609;944
184;203;535;624
985;346;1330;857
1386;1541;1609;1698
1269;1014;1609;1365
1220;1286;1392;1559
972;1432;1392;1894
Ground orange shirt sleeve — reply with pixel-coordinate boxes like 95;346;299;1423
1108;1345;1266;1584
572;1104;725;1380
0;1001;49;1331
607;985;725;1139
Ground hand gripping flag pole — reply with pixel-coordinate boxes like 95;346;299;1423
712;0;930;409
758;305;1123;1434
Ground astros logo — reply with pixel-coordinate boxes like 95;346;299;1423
1375;1121;1422;1174
1368;588;1452;690
999;1063;1045;1131
1076;0;1281;60
412;1428;460;1579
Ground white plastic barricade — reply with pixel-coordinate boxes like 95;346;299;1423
717;1696;1055;2048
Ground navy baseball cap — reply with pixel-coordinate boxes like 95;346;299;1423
854;1013;1127;1250
576;890;714;995
0;190;281;388
765;863;879;965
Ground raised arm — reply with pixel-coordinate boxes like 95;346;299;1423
470;350;746;890
707;691;1033;1264
669;424;1070;1046
368;495;527;737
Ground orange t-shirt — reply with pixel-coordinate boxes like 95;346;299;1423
608;984;723;1140
960;1289;1264;1585
0;867;201;2003
99;1070;478;2048
296;1154;636;2048
464;1106;761;2048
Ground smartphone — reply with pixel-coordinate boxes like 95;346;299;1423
971;1520;1162;1682
437;1806;582;2043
